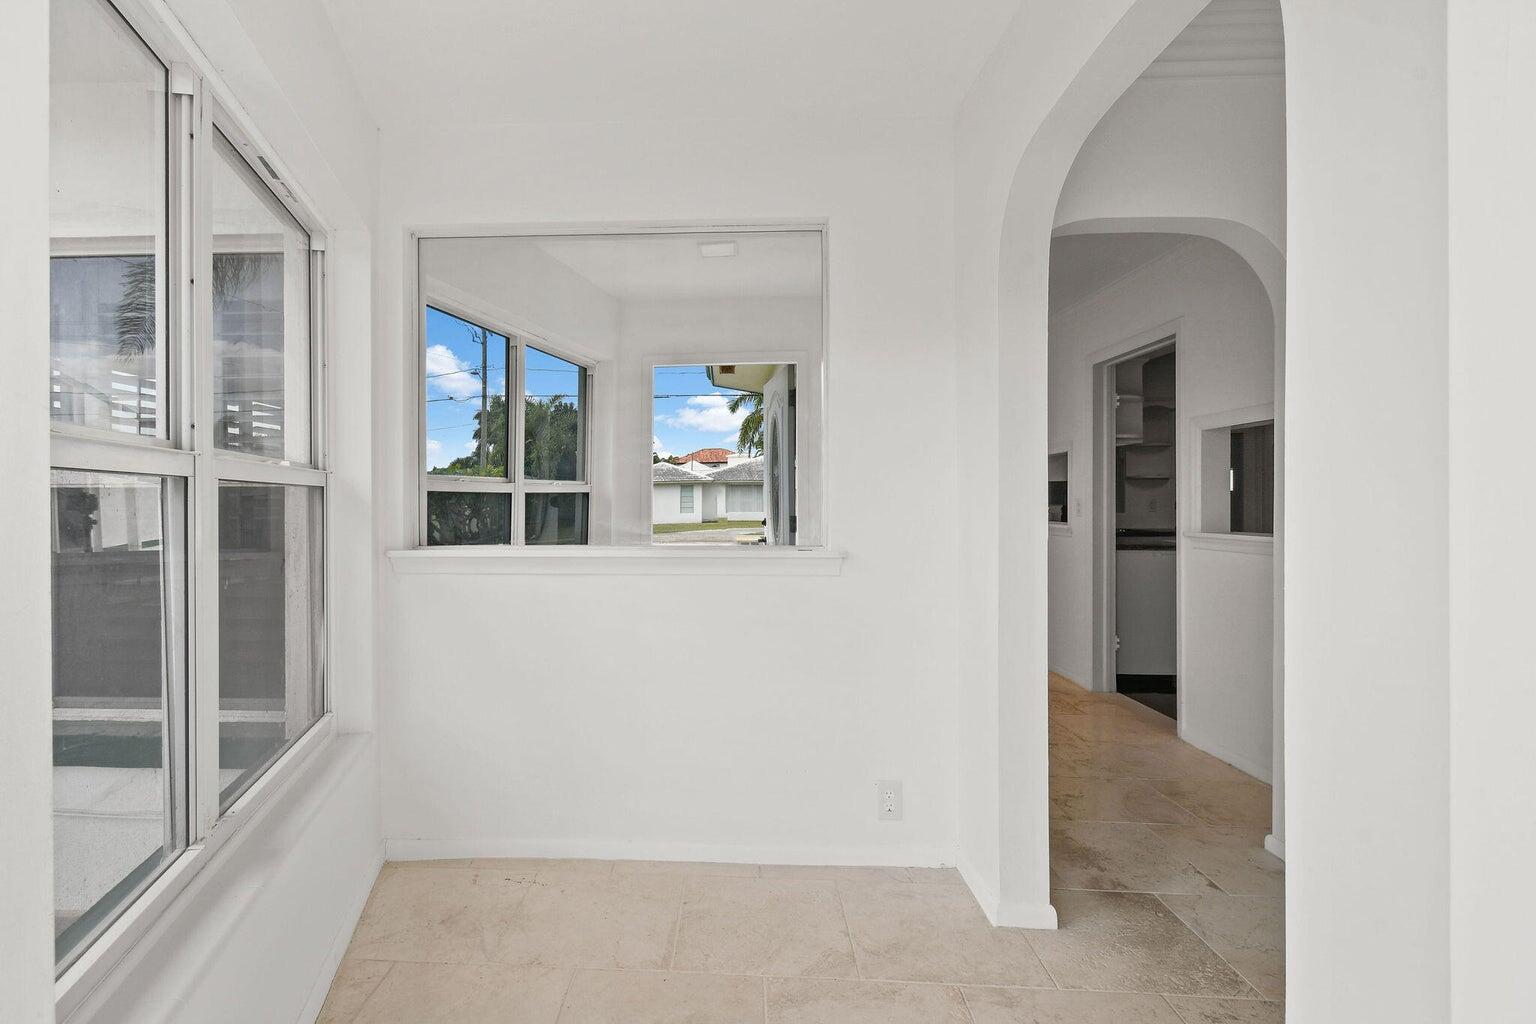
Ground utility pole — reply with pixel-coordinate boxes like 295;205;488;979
477;326;488;471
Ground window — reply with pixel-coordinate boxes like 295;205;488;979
1230;422;1275;534
418;230;822;549
1048;451;1069;524
1197;413;1274;536
47;0;328;978
417;305;593;546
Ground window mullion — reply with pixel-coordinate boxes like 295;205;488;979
511;338;525;545
186;83;222;843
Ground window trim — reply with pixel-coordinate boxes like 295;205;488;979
1189;402;1276;538
49;0;337;1003
415;292;595;546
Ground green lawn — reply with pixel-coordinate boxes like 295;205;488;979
652;520;763;535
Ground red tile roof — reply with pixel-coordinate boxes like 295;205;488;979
677;448;734;465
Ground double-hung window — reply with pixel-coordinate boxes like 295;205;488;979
48;0;328;979
420;302;592;545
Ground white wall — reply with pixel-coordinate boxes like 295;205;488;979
376;117;961;868
0;0;57;1019
1447;0;1536;1020
1048;238;1276;779
1284;1;1450;1020
651;481;703;525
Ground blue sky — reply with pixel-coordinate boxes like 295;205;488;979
652;365;752;458
424;306;505;471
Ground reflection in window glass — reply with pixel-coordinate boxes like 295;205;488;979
211;131;311;462
524;346;584;481
49;0;167;437
217;483;324;809
427;491;512;545
424;307;508;477
525;493;588;545
51;470;184;970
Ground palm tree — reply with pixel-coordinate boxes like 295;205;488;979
728;392;763;455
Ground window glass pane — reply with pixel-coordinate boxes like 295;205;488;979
524;346;584;481
1230;422;1275;534
424;307;508;477
51;470;184;971
650;363;770;544
49;0;167;438
217;483;324;809
211;132;311;462
427;491;511;545
525;492;588;545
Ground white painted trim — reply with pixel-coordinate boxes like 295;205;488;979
957;855;1058;930
385;838;951;869
296;842;385;1024
1263;833;1285;861
1183;531;1274;555
55;719;339;1019
1048;523;1073;537
387;546;845;576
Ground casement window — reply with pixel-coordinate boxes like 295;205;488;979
419;304;593;545
48;0;328;978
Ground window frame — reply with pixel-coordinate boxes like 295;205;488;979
416;292;595;546
1188;403;1277;551
48;0;335;1006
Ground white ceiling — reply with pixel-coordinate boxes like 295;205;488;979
532;231;822;302
1142;0;1283;80
1049;233;1191;313
318;0;1023;129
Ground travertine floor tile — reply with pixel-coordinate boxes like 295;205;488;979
961;986;1186;1023
759;865;911;883
1026;890;1256;997
346;867;529;963
1162;995;1285;1024
1147;781;1272;828
351;962;569;1024
612;859;760;877
1158;894;1284;1000
1051;740;1184;780
1051;778;1202;825
475;858;614;880
495;873;684;970
388;858;479;870
1146;826;1283;897
767;978;970;1023
672;876;856;978
1051;822;1222;894
837;880;1053;986
905;866;964;885
316;960;391;1024
556;969;762;1023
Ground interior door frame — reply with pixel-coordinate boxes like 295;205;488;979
1089;321;1180;693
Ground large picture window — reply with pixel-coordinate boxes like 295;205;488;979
47;0;328;979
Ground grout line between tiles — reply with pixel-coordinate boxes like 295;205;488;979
666;875;687;970
551;965;578;1024
833;883;863;981
957;982;981;1024
1151;892;1267;1002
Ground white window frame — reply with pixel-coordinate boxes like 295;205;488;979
415;292;595;545
678;484;695;514
50;0;334;1010
1187;402;1277;553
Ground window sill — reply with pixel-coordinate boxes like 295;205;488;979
1049;523;1073;537
1183;531;1275;555
387;545;846;576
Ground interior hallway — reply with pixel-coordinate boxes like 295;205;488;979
315;675;1281;1023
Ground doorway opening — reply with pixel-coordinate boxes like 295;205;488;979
1106;342;1177;719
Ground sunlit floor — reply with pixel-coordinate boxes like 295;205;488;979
318;674;1282;1023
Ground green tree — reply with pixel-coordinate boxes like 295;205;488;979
728;392;763;455
436;393;507;477
524;395;581;479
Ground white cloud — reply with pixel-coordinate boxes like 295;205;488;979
425;438;444;465
661;393;745;434
425;343;482;400
652;435;671;457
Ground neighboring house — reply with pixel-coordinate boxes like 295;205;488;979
652;456;765;525
672;447;734;470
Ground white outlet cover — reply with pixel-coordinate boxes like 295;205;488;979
876;780;903;821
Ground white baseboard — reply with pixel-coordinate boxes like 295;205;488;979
956;855;1058;930
1175;724;1272;784
298;841;385;1024
383;837;956;870
1264;833;1285;861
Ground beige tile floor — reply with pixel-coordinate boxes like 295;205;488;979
320;674;1283;1022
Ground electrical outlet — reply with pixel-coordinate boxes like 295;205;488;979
876;780;903;821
